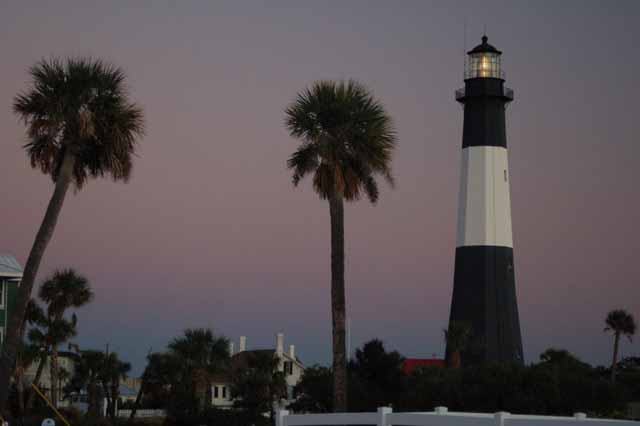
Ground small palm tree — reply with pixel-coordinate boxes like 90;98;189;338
444;321;471;369
39;269;93;406
13;342;40;419
231;351;287;423
604;309;637;381
168;328;230;412
14;299;46;416
67;350;107;417
285;80;396;411
100;352;131;420
0;57;144;404
27;314;78;407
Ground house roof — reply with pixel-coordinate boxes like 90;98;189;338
119;384;137;397
210;349;303;383
0;254;23;278
402;358;445;375
467;35;502;55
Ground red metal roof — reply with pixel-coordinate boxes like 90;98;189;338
402;358;445;375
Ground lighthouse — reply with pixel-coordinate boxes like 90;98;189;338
447;35;524;365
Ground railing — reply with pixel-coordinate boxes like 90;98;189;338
276;406;640;426
117;409;166;418
504;87;514;99
454;87;514;101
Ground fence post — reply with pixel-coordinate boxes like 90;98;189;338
377;406;392;426
435;406;448;414
276;409;289;426
495;411;510;426
574;413;587;420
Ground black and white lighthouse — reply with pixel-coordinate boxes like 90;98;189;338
447;35;524;365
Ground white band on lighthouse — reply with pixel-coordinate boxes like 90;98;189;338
456;146;513;248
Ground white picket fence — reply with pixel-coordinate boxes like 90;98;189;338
276;406;640;426
116;408;166;418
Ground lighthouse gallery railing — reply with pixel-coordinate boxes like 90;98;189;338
455;87;514;101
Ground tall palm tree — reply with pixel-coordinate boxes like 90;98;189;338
39;269;93;406
285;80;396;411
0;57;144;407
168;328;230;412
444;321;471;369
604;309;637;381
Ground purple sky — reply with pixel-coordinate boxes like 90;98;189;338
1;1;639;375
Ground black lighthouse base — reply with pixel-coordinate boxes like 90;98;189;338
447;246;524;365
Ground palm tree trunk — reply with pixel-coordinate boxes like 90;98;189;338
0;152;76;411
128;379;145;423
110;382;119;419
50;347;59;408
611;332;621;382
329;194;347;412
87;381;98;417
16;367;25;419
450;351;461;369
102;380;111;418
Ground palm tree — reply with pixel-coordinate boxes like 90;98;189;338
230;351;287;422
13;342;40;419
285;80;396;411
67;350;107;417
168;328;230;413
444;321;471;369
136;352;182;416
0;57;144;406
38;269;93;406
14;299;46;417
26;314;77;408
604;309;637;381
100;352;131;420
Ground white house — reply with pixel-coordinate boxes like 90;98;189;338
24;350;79;407
0;254;23;346
211;333;305;408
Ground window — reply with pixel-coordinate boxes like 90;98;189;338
222;386;227;399
504;170;507;182
0;280;4;308
0;328;4;345
284;361;293;375
214;386;219;398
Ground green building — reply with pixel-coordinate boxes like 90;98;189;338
0;254;23;346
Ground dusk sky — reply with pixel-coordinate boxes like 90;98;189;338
1;1;639;375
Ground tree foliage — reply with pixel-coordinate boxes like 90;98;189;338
291;340;637;418
230;351;287;422
138;328;230;423
290;365;333;413
13;57;144;188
